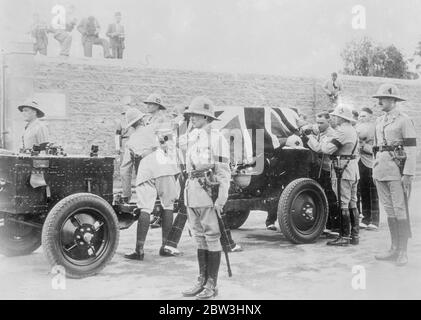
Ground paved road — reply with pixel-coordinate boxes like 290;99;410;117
1;184;420;300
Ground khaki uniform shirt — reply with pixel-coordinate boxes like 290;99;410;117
309;122;359;181
356;121;375;168
123;122;179;186
185;124;231;208
373;109;417;181
307;126;335;172
21;119;49;150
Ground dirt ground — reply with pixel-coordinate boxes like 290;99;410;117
1;183;420;300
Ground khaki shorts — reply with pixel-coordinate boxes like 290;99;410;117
136;175;178;213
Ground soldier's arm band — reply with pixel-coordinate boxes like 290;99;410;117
403;138;417;147
330;139;342;149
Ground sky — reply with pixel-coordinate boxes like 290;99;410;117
1;0;421;77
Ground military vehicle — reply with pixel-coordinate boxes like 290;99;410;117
0;106;328;278
0;149;126;278
214;106;328;244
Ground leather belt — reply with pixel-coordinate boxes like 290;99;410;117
188;168;214;179
376;145;400;152
329;155;357;160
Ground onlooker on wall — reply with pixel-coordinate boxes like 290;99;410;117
77;16;112;58
31;13;50;56
50;10;77;57
356;107;379;230
323;72;343;108
107;12;125;59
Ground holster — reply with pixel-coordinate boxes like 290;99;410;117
203;170;220;204
391;146;407;176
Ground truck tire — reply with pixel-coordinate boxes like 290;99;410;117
41;193;119;279
278;178;328;244
0;217;41;257
225;210;250;230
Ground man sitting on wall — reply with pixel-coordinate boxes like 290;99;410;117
77;16;112;58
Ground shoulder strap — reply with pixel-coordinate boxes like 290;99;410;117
351;136;358;155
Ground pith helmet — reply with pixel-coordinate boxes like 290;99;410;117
125;108;147;128
184;96;220;121
18;99;45;118
372;83;406;101
144;93;166;110
329;105;356;123
285;135;304;148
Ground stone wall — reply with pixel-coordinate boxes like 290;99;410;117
4;54;421;175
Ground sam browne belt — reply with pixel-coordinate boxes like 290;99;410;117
329;154;357;160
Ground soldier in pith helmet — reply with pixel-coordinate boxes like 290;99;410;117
372;83;417;266
181;97;231;300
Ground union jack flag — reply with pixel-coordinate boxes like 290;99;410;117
213;106;301;164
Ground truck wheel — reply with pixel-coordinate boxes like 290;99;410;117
0;217;41;257
225;210;250;230
278;178;328;244
42;193;119;279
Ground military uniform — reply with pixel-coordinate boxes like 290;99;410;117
21;119;49;150
161;113;191;254
372;84;417;266
117;118;134;200
307;106;359;246
124;97;180;261
18;100;49;151
306;125;339;232
144;107;178;228
181;97;231;300
117;98;136;201
356;120;379;228
184;126;231;249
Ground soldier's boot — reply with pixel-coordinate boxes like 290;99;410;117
327;209;350;246
159;210;176;257
124;210;150;260
396;220;409;267
182;249;208;297
196;251;221;300
375;218;398;261
349;208;360;245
